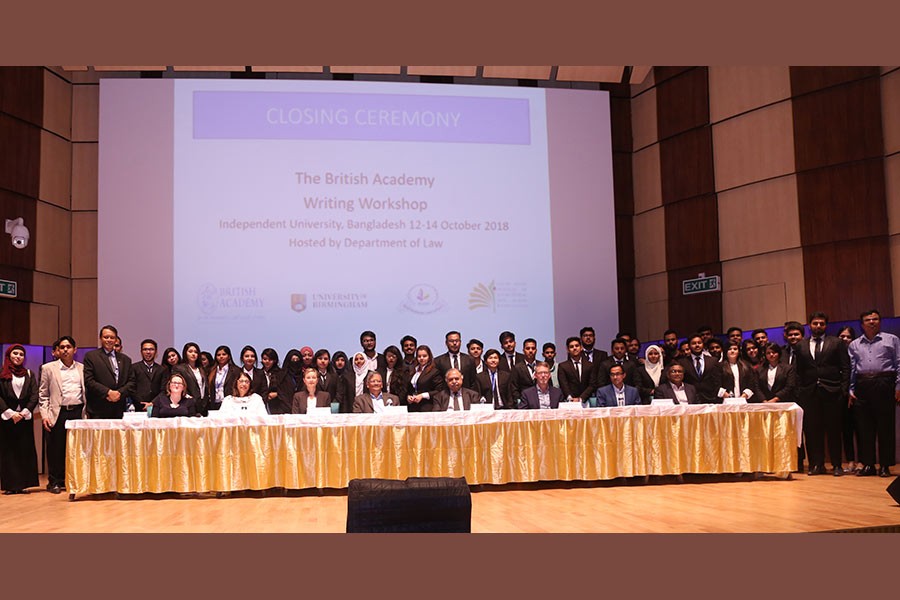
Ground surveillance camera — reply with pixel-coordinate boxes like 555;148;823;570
4;218;30;249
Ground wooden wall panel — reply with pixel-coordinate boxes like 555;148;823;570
35;201;71;278
557;67;624;83
708;66;791;123
632;69;655;96
655;67;708;140
653;67;691;86
634;273;668;342
717;176;801;261
721;249;807;328
72;143;98;211
0;67;43;126
42;70;71;139
712;101;795;192
632;145;661;213
630;87;657;150
71;278;97;347
796;158;888;245
667;263;723;335
29;302;58;346
0;114;41;198
405;66;477;77
482;67;552;80
71;85;99;142
616;215;635;278
0;189;37;270
32;271;72;338
802;238;893;320
38;130;72;209
612;152;634;215
610;96;632;155
71;211;97;279
633;207;666;276
790;67;880;96
886;154;900;235
660;127;715;204
0;301;30;343
882;68;900;156
792;77;884;171
890;235;900;317
664;194;719;271
618;279;636;338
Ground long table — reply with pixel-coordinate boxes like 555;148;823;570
65;403;803;498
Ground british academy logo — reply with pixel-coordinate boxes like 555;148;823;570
291;294;307;313
198;283;219;315
468;281;496;312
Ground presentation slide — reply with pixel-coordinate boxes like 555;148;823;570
99;79;616;359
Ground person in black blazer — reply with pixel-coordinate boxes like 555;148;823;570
382;345;410;406
0;344;39;494
173;342;208;415
497;331;526;373
635;344;666;404
84;325;136;419
160;347;181;381
292;368;332;414
407;345;445;412
434;331;478;388
206;345;241;411
653;363;699;404
519;362;564;409
238;345;269;398
795;313;851;475
677;334;723;404
718;343;761;402
431;369;481;411
579;326;609;365
557;337;595;403
758;343;797;403
594;338;638;389
312;349;342;405
508;338;541;402
330;351;356;413
132;339;167;411
474;349;516;409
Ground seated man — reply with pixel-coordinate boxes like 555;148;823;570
595;364;641;407
352;371;400;414
653;363;699;404
519;362;563;409
432;368;480;411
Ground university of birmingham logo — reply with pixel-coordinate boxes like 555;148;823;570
291;294;307;312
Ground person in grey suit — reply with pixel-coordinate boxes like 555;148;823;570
653;363;699;404
353;371;401;413
83;325;135;419
432;369;480;411
38;335;86;493
595;364;642;407
519;362;563;409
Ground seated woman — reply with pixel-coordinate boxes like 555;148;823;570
150;373;200;418
292;367;332;414
218;371;268;416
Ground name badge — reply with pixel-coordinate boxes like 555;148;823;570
558;401;584;411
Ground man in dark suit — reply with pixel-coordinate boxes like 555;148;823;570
83;325;135;419
594;338;637;388
432;369;480;411
132;338;166;411
474;349;515;409
435;330;477;386
400;335;418;373
511;338;540;400
557;337;595;404
580;326;609;364
796;312;851;476
782;321;805;367
595;364;642;407
467;339;485;376
519;362;563;409
677;334;722;404
352;372;401;413
497;331;526;373
653;363;699;404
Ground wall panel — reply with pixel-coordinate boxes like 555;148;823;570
656;68;708;140
721;249;807;328
717;176;801;261
38;130;72;209
35;201;71;278
664;194;719;271
660;127;715;204
802;238;893;320
708;66;791;123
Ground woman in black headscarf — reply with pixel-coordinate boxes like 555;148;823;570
269;349;303;414
0;344;39;494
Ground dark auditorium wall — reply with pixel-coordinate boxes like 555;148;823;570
631;66;900;342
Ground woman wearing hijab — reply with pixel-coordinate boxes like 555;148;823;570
351;352;370;398
270;349;303;414
299;346;316;372
150;372;200;418
0;344;39;494
407;345;445;412
332;351;354;413
635;344;666;404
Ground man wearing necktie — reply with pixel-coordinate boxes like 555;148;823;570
511;338;541;403
433;369;479;411
595;338;637;388
497;331;525;374
132;338;166;411
435;331;477;386
83;325;136;419
794;312;851;476
677;334;722;404
558;337;595;404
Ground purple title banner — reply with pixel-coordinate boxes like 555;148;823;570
192;91;531;144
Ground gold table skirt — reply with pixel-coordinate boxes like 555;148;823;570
66;404;802;496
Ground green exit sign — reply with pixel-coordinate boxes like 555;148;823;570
682;275;720;296
0;279;17;298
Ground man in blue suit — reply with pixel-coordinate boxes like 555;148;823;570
596;364;641;407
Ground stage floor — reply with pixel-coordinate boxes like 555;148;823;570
1;470;898;533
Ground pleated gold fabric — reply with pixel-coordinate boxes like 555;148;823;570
66;404;802;497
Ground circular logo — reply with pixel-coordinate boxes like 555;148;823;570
401;284;446;314
198;283;218;315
